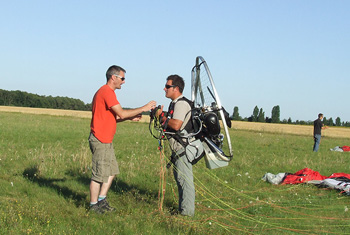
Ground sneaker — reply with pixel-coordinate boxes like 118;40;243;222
89;203;105;214
99;198;116;212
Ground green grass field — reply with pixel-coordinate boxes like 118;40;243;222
1;112;350;234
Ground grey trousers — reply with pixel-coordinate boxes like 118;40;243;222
173;153;195;216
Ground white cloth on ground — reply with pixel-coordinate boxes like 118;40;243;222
261;173;286;185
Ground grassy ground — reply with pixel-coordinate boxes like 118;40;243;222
1;111;350;234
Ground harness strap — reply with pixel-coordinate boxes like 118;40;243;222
165;97;194;134
166;149;186;169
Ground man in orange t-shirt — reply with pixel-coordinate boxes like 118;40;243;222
89;65;156;214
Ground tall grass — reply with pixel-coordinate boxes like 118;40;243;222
1;111;350;234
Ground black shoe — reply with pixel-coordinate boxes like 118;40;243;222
89;203;105;214
170;208;180;216
99;198;116;212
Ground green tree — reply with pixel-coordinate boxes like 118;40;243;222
271;105;280;123
251;106;259;122
328;117;334;126
257;108;265;122
323;117;327;125
232;106;241;121
0;89;91;111
0;89;13;105
335;117;341;126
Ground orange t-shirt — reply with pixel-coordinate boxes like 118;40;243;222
90;85;120;143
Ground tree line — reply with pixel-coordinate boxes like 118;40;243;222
231;105;350;127
0;89;91;111
1;89;349;127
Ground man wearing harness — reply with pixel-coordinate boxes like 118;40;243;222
157;74;196;216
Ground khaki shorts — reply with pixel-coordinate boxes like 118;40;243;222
89;133;120;183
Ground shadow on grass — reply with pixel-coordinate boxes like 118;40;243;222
70;170;158;202
23;166;87;207
112;179;158;204
71;170;164;208
23;166;161;209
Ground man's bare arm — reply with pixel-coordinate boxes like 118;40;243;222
112;101;156;121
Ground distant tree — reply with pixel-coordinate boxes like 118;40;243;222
13;90;24;106
0;89;90;111
0;90;7;105
288;117;292;124
251;106;259;122
257;108;265;122
265;117;272;123
34;97;44;108
85;103;92;111
323;117;327;125
328;117;334;126
335;117;341;126
271;105;280;123
232;106;241;121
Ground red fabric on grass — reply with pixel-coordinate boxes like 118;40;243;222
282;168;350;184
282;168;327;184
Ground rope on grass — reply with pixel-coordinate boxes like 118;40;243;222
157;139;166;213
150;120;350;233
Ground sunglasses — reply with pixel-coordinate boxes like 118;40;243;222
165;84;176;89
114;74;125;81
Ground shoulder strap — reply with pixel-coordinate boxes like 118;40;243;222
172;97;194;132
164;96;193;133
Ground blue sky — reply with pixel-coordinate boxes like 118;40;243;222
1;1;349;122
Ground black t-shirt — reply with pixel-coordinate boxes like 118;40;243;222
314;118;323;135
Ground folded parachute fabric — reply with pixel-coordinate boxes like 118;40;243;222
263;168;350;195
330;146;350;152
263;168;350;185
282;168;327;184
319;178;350;195
261;173;287;185
330;146;344;152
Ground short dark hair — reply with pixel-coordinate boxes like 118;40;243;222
166;74;185;93
318;113;323;118
106;65;126;82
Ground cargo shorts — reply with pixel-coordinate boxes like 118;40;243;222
89;133;120;183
